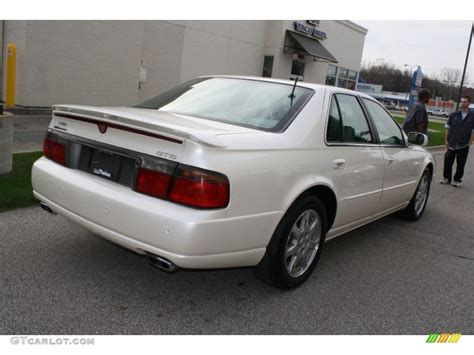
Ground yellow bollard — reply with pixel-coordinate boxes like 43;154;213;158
6;43;17;108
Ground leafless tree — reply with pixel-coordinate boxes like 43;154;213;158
441;68;461;100
441;68;462;85
360;62;472;100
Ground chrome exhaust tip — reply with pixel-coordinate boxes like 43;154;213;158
146;253;178;273
39;202;56;215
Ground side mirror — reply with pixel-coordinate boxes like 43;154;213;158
407;132;428;147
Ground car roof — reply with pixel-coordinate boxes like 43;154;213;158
198;74;324;89
198;75;371;98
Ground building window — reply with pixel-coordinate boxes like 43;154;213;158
347;70;357;81
337;79;347;88
346;80;356;90
345;70;357;90
262;56;274;78
291;60;305;80
326;76;336;86
338;68;348;80
327;64;337;77
326;64;337;86
325;65;358;90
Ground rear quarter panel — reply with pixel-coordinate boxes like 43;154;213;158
176;87;334;220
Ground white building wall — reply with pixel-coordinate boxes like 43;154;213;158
138;21;185;102
2;20;366;107
177;20;266;82
3;21;145;107
263;21;289;80
226;39;265;76
227;21;267;76
266;20;367;84
179;26;230;81
322;20;366;71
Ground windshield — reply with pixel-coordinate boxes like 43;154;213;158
134;77;313;132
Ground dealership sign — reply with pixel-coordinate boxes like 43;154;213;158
294;21;327;40
356;83;382;93
409;66;423;108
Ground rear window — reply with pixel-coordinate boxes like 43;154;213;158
134;77;313;132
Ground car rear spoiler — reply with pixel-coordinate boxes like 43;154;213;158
52;105;228;148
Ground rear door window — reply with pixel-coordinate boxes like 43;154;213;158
327;94;373;144
327;96;343;142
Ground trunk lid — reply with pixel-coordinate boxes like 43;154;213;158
52;105;256;149
49;104;260;163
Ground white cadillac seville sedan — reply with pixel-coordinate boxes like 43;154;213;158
32;76;435;289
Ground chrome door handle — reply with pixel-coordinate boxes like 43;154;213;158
386;156;395;165
332;158;346;169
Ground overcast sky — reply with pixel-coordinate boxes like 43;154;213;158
357;21;473;84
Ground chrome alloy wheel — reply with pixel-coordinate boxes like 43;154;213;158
284;209;322;277
414;174;429;216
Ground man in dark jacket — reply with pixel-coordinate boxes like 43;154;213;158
402;88;431;135
440;95;474;187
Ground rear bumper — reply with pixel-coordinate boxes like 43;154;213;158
32;157;283;269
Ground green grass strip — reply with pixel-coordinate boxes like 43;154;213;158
393;115;446;147
0;151;43;212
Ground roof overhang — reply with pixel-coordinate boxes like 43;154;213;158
283;30;338;63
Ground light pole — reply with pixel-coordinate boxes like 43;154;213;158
456;22;473;111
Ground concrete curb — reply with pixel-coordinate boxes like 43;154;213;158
5;107;52;115
426;145;446;151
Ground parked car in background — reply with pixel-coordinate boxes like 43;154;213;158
430;110;449;118
383;101;398;110
32;76;435;289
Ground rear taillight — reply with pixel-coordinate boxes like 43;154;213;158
43;137;66;166
169;165;229;208
135;159;229;209
135;168;172;199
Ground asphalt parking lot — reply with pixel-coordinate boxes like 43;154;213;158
11;115;51;153
1;150;473;335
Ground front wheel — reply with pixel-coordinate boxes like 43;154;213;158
253;195;327;289
402;168;432;221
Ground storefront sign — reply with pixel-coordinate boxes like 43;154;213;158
356;83;382;93
294;21;327;40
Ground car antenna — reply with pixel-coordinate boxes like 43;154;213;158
289;76;298;105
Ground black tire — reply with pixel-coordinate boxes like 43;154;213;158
402;168;432;221
253;195;327;289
